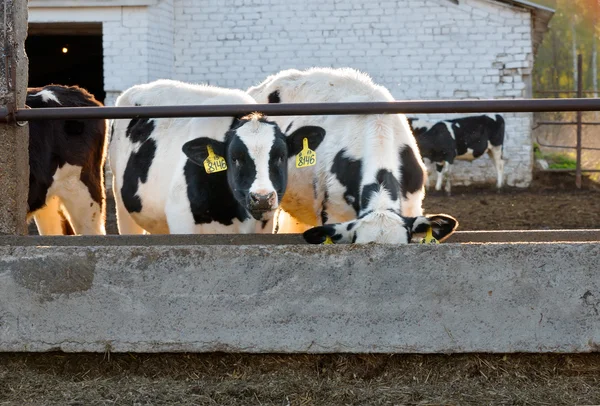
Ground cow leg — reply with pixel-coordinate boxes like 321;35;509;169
444;163;452;195
52;180;105;235
113;179;146;235
488;145;505;190
33;196;70;235
434;162;446;192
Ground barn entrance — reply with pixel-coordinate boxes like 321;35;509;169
26;23;105;103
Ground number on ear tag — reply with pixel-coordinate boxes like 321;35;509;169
204;145;228;174
419;226;439;244
323;235;334;245
296;138;317;168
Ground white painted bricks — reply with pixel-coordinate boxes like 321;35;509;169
31;0;537;187
170;0;535;187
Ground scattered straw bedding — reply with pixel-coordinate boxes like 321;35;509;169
1;353;600;405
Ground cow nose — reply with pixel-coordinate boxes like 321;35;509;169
249;191;277;210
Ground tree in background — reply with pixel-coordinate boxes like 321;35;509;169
533;0;599;96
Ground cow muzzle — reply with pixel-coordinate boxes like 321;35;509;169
248;191;278;219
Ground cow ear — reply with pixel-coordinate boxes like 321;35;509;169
303;221;356;244
286;126;326;157
182;137;226;167
411;214;458;242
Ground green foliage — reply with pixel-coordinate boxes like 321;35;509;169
537;150;578;169
533;0;599;96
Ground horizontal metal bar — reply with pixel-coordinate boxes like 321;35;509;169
535;136;600;151
2;98;600;121
536;121;600;125
535;90;600;94
542;168;600;173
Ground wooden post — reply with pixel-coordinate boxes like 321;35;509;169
0;0;29;235
575;53;583;189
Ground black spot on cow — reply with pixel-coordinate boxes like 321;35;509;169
183;159;250;226
387;208;401;217
358;210;373;220
286;121;294;133
125;118;155;144
448;115;505;157
414;122;456;165
268;128;290;206
320;191;329;224
26;85;107;214
399;146;424;198
347;221;355;231
268;90;281;103
261;220;270;229
360;169;400;209
331;149;362;214
121;139;156;213
64;120;85;135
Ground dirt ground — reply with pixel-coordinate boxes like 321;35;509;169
422;171;600;231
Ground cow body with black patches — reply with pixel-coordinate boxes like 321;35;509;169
408;114;506;194
109;79;324;235
26;85;107;235
248;67;458;244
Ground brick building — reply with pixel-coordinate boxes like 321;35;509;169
27;0;553;187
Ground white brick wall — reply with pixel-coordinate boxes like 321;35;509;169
169;0;535;187
103;6;150;106
30;0;538;188
102;1;175;106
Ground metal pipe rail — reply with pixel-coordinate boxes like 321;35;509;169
1;98;600;121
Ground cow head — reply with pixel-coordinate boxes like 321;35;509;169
303;211;458;244
182;113;325;221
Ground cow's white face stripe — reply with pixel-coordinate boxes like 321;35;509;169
235;121;280;200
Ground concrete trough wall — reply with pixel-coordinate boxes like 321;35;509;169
1;233;600;354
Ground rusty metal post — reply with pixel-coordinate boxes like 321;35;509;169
0;0;29;234
575;54;583;189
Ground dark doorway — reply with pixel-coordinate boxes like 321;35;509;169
26;23;105;103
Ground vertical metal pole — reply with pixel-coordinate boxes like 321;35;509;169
0;0;29;235
576;53;583;189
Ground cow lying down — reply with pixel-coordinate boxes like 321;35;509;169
248;67;459;244
108;79;325;235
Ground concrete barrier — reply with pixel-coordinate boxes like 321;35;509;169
1;238;599;353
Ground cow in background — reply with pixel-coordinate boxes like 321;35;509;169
408;114;505;194
27;85;107;235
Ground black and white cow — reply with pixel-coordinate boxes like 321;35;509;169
248;67;458;244
108;79;325;235
27;85;107;235
407;115;506;194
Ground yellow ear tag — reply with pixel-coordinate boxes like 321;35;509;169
203;145;227;174
323;235;334;245
419;226;439;244
295;138;316;168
